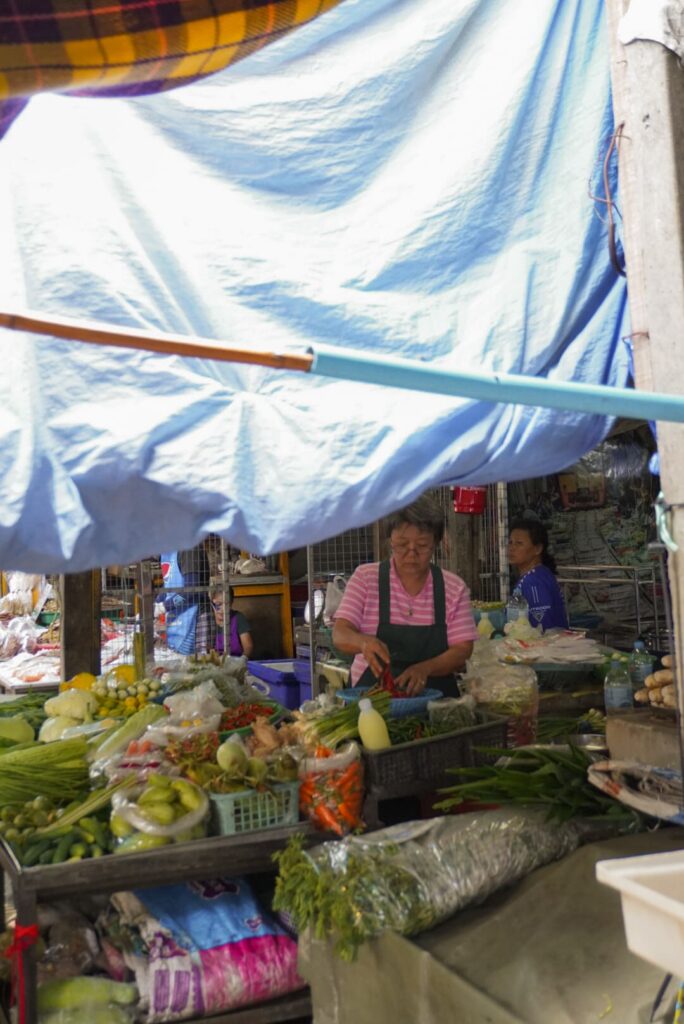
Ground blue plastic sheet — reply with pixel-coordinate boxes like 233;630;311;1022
0;0;629;571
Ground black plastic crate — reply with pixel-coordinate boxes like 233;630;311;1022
362;710;508;798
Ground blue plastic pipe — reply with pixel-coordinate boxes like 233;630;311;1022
309;344;684;423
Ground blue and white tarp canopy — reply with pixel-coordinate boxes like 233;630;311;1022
0;0;629;572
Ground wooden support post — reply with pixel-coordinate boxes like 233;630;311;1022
605;4;684;687
278;552;294;658
60;571;101;680
446;512;479;596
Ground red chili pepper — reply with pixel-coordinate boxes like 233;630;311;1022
219;703;275;731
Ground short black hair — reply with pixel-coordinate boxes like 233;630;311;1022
384;494;445;544
509;518;557;573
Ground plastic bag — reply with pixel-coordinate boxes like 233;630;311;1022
145;681;223;744
323;575;346;625
98;747;181;785
111;780;208;845
110;879;301;1022
145;716;221;746
163;680;224;718
298;742;364;835
427;694;477;732
462;663;538;747
33;905;100;986
235;556;267;575
0;572;41;616
274;808;580;960
304;589;325;625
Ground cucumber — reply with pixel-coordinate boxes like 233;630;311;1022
51;832;76;864
22;839;52;867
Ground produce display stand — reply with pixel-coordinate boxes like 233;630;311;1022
0;824;314;1024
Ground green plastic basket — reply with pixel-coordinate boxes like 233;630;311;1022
209;781;300;836
36;611;59;626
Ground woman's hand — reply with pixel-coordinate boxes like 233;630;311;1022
394;666;428;697
359;636;392;678
332;619;390;678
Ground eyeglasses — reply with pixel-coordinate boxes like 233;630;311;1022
391;542;434;556
211;600;226;610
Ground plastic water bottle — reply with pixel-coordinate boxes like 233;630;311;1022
506;590;529;624
604;655;633;712
628;640;654;691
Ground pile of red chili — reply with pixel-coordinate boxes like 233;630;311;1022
379;664;408;698
219;702;276;732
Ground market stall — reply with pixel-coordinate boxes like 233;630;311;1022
0;574;61;694
0;644;530;1024
1;0;684;1020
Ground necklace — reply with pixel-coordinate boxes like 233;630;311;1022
395;564;427;619
404;587;423;617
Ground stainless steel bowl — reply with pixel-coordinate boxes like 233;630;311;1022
561;733;608;754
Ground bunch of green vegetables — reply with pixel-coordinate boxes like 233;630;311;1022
0;692;46;731
435;744;637;825
273;833;429;962
313;689;391;748
0;737;90;808
16;778;135;865
536;709;606;743
386;716;453;744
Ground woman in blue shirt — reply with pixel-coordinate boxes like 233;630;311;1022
508;519;568;630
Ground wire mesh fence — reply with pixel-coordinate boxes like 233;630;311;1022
311;527;376;577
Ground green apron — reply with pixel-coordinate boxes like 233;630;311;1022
358;560;459;697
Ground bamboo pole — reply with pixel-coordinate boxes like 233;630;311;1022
0;310;314;372
4;304;684;423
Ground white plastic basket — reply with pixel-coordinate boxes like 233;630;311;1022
597;850;684;977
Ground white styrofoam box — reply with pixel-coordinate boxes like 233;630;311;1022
597;850;684;977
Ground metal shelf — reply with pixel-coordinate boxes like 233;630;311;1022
182;992;311;1023
0;824;314;1024
0;989;311;1024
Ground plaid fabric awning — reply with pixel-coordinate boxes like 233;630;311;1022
0;0;344;137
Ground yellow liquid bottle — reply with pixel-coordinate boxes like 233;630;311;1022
357;698;391;750
477;612;495;639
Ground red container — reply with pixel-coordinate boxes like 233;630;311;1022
452;485;487;514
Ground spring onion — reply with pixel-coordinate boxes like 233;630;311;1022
313;689;391;748
435;744;638;825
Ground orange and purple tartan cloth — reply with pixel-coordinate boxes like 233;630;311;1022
0;0;343;136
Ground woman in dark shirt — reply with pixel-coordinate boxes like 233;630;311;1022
211;586;254;658
508;519;568;630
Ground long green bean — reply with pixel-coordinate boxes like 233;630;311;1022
0;738;89;807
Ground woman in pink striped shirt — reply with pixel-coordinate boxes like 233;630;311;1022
332;496;477;698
